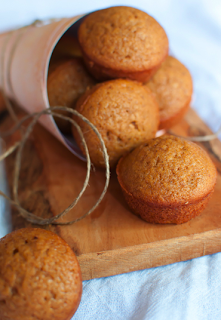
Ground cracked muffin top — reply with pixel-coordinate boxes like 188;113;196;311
78;6;169;82
117;135;217;206
0;228;82;320
72;78;159;167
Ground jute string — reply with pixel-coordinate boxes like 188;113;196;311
0;19;220;225
0;21;110;225
168;126;221;142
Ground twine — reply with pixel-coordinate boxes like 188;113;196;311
0;106;110;225
169;125;221;142
0;21;110;225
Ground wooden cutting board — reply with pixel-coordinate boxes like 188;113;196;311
1;107;221;280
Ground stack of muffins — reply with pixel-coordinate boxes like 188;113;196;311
48;6;217;224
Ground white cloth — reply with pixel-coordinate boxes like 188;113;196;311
0;1;221;319
74;254;221;320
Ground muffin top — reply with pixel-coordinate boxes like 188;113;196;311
78;6;168;72
117;135;217;206
0;228;82;320
73;78;159;167
146;56;193;126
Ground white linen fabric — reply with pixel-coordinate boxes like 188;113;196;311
0;1;221;319
74;254;221;320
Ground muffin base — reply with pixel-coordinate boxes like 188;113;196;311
82;52;167;83
121;189;214;224
159;99;191;130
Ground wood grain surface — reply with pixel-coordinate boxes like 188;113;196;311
1;107;221;280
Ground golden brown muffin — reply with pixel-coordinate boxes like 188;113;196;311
47;57;96;134
72;78;159;167
117;135;217;224
0;228;82;320
78;6;169;82
146;56;193;129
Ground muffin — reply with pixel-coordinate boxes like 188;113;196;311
78;6;169;82
47;57;96;133
146;56;193;129
72;78;159;167
0;228;82;320
117;135;217;224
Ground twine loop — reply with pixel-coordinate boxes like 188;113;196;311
0;105;110;225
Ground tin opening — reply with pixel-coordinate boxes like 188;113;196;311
47;15;88;160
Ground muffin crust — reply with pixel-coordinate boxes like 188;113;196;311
146;56;193;129
72;78;159;167
78;6;169;82
47;57;96;133
117;135;217;224
0;228;82;320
